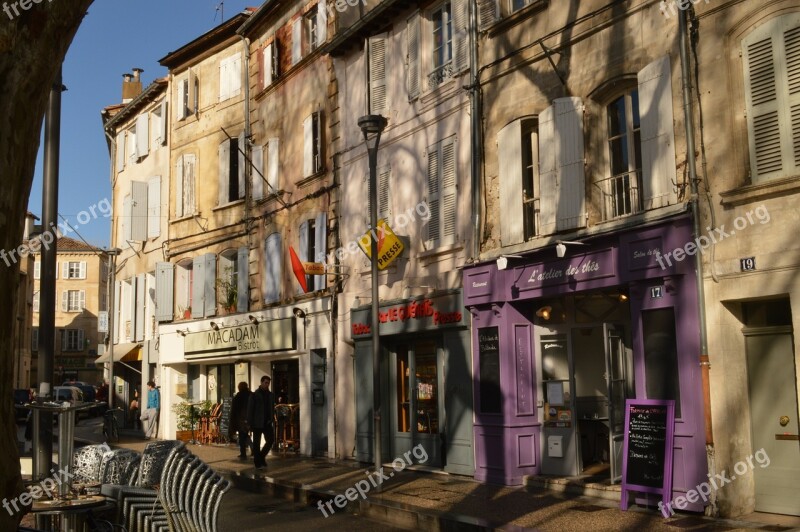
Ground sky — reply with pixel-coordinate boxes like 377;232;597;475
28;0;256;248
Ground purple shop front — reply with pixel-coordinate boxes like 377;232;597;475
463;216;707;512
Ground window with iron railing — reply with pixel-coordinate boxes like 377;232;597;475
602;90;642;219
521;120;539;240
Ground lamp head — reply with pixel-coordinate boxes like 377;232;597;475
248;315;258;324
535;306;552;320
358;114;388;136
210;321;219;331
556;242;566;258
293;307;307;319
497;256;509;270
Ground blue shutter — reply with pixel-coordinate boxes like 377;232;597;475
265;233;282;304
237;247;249;313
314;212;327;291
204;253;217;317
155;262;174;322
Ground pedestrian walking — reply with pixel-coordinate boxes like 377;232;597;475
231;381;254;459
140;380;160;439
246;375;274;469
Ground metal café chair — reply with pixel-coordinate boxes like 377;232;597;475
72;443;111;484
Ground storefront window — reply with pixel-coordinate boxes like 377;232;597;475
478;327;501;413
187;364;201;401
397;348;410;432
415;345;439;434
642;308;681;418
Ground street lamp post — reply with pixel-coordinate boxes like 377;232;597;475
358;114;388;474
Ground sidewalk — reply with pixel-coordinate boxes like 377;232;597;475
94;431;799;532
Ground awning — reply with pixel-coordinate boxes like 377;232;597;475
95;343;142;364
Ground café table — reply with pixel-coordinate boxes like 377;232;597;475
30;494;107;532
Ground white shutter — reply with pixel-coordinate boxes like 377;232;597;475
184;154;196;215
204;253;217;318
314;212;327;291
123;195;132;241
135;274;145;341
145;273;155;339
136;113;149;158
426;143;441;244
292;19;303;65
554;97;586;231
79;261;87;280
477;0;499;31
451;0;469;73
79;290;85;310
61;290;68;311
160;100;168;145
264;233;282;304
192;256;204;319
128;128;137;164
303;115;314;177
188;69;197;115
498;120;524;246
131;181;149;241
148;176;161;238
369;34;388;114
155;262;174;322
237;247;249;313
538;104;557;235
267;138;280;193
407;12;420;100
378;166;391;220
251;144;264;201
219;140;231;205
317;2;327;45
238;132;246;200
264;42;274;87
219;57;230;101
34;261;40;279
116;132;126;172
638;56;678;209
62;262;69;279
178;79;187;119
298;220;309;295
175;156;184;218
441;138;457;243
230;54;242;98
33;293;39;312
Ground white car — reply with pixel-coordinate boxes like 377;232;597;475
52;386;84;403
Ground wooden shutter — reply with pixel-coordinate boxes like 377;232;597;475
131;181;149;241
378;165;391;220
62;262;69;279
116;132;126;172
292;18;303;65
498;120;525;246
267;138;280;193
237;246;249;313
191;256;204;319
79;290;85;311
452;0;469;73
272;40;280;79
264;233;282;304
251;144;264;201
264;43;274;87
219;139;230;205
184;154;196;215
303;115;313;177
477;0;498;31
61;290;68;311
230;54;242;98
136;113;149;158
155;262;174;322
317;2;327;45
175;156;184;218
298;220;309;295
33;293;39;312
638;56;678;209
34;261;40;279
257;46;265;90
441;137;457;243
123;195;132;241
314;212;327;290
237;132;246;200
188;69;197;114
203;253;216;317
407;13;420;100
554;97;586;231
178;79;187;119
219;57;229;101
148;176;161;238
79;261;87;280
426;143;441;244
369;34;388;114
537;104;557;235
135;273;145;341
160;100;168;145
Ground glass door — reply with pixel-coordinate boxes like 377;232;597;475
395;342;440;435
604;323;629;483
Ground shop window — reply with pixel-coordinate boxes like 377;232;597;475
397;348;410;432
187;364;201;402
642;308;681;418
415;346;439;434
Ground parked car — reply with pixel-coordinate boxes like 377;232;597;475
13;388;31;422
53;386;84;403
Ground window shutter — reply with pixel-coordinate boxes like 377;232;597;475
148;176;161;238
267;138;280;193
314;212;327;291
441;138;457;243
292;19;303;65
272;40;280;79
175;156;184;218
178;79;187;119
303;115;314;177
378;166;391;220
136;114;149;158
79;290;85;310
369;34;388;114
135;274;145;341
251;144;264;201
184;154;196;215
219;140;231;205
230;54;242;98
317;2;327;45
257;46;266;90
61;290;68;311
426;143;441;244
160;100;168;145
188;69;197;114
79;261;87;280
34;261;40;279
116;132;126;172
537;104;557;235
451;0;469;73
219;57;229;101
78;329;84;350
155;262;174;322
264;43;275;87
131;180;149;241
235;246;249;313
552;97;586;231
203;253;217;317
407;12;420;100
477;0;498;31
128;129;137;164
314;112;323;173
33;292;39;312
113;281;121;343
62;262;69;279
238;132;246;200
265;233;282;304
638;56;678;209
123;195;132;242
498;120;525;246
298;220;309;295
191;256;204;318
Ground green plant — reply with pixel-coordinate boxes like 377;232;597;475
216;266;237;310
172;400;213;431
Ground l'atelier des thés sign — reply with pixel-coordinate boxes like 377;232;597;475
184;319;296;359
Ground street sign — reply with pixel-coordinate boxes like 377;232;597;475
303;262;325;275
98;311;108;333
358;219;404;271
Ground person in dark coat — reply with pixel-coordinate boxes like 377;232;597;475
231;381;253;459
246;375;274;469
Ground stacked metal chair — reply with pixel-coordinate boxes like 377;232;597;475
99;448;141;485
71;443;111;484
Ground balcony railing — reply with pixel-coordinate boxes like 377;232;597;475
427;63;455;90
595;172;642;220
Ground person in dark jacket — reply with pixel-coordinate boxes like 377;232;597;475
231;381;254;459
246;375;274;469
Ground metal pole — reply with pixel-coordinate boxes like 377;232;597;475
368;140;381;474
107;252;116;409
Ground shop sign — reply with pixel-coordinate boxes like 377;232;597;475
184;318;296;359
517;249;615;291
357;220;404;270
351;292;465;338
58;357;86;369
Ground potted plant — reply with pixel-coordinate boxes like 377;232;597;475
216;267;237;314
178;306;192;320
172;399;213;442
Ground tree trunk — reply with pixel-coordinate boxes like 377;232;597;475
0;2;92;527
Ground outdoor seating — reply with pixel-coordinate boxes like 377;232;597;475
72;443;111;484
99;448;141;485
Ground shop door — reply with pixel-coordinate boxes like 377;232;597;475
604;323;627;483
539;331;578;477
745;328;800;515
272;360;300;453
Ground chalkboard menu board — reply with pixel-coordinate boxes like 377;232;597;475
478;327;501;413
620;399;675;510
218;397;233;441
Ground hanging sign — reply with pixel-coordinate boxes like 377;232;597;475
358;219;404;270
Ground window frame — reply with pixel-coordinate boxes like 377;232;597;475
430;2;454;76
602;87;643;219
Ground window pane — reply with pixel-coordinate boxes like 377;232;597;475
630;90;640;128
609;137;629;176
397;347;410;432
607;96;627;137
415;344;438;434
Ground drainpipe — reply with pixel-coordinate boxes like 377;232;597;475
678;10;716;516
468;0;482;260
240;35;252;239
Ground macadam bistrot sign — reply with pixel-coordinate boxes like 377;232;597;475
183;318;296;359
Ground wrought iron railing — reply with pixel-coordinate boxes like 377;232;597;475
595;172;642;220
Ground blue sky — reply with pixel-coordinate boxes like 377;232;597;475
28;0;255;247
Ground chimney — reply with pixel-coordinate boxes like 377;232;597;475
122;69;143;103
23;212;38;241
